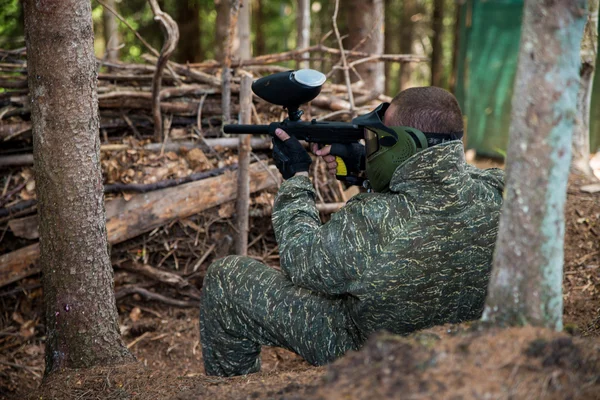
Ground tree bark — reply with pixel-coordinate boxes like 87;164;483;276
215;0;230;63
235;76;253;255
296;0;311;69
24;0;134;373
399;0;416;90
482;0;587;330
384;0;397;95
253;0;266;55
346;0;385;94
431;0;444;87
238;0;252;60
572;0;599;175
102;0;120;62
175;0;203;63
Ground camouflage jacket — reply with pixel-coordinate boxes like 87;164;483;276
272;141;505;338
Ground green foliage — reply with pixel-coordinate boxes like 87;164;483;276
0;0;23;49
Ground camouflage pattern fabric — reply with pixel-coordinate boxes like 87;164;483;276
200;141;505;376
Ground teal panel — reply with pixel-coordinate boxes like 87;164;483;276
455;0;600;156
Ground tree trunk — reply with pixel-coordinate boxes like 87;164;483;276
215;0;230;63
238;0;251;60
175;0;202;63
572;0;599;175
253;0;265;56
24;0;134;374
235;76;253;255
102;0;119;62
482;0;587;330
399;0;416;90
296;0;311;69
431;0;444;87
346;0;385;94
384;0;397;95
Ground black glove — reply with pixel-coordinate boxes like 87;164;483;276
329;143;366;174
272;136;312;179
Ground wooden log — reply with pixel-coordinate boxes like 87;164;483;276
0;163;280;287
0;138;272;167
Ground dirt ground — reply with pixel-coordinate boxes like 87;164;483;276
1;167;599;400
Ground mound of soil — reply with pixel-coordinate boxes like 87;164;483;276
298;325;600;400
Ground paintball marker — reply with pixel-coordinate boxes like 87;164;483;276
223;69;365;185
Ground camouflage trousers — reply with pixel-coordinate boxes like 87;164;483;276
200;256;363;376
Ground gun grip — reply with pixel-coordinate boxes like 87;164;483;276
335;156;348;177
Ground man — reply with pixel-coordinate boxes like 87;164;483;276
200;87;504;377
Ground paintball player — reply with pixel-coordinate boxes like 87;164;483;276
200;86;505;377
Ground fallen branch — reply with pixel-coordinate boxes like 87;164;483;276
115;286;196;308
148;0;180;142
0;138;272;167
0;163;280;287
117;261;191;289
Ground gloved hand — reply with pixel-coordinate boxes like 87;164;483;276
311;143;366;176
272;128;312;179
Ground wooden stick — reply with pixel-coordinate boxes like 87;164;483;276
235;75;253;255
0;163;280;287
0;138;272;167
148;0;180;142
117;261;191;289
222;0;242;124
115;286;196;308
332;0;355;115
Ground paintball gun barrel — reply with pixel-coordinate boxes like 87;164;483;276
223;69;365;185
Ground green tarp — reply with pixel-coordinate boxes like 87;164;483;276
456;0;600;156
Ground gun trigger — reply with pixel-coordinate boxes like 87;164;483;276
335;156;347;177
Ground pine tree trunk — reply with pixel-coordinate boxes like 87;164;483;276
384;0;397;96
572;0;599;175
253;0;265;56
482;0;587;330
176;0;202;63
24;0;134;374
431;0;444;87
102;0;119;62
296;0;311;69
238;0;251;60
346;0;385;94
399;0;416;90
215;0;230;63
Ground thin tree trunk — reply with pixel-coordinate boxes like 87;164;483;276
175;0;202;63
253;0;265;56
449;0;460;93
482;0;587;330
384;0;396;95
215;0;230;63
235;76;253;255
400;0;416;90
346;0;385;94
431;0;444;87
238;0;251;60
24;0;134;373
221;0;241;124
297;0;311;69
102;0;119;62
572;0;599;175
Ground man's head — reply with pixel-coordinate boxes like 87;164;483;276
384;87;464;134
357;86;464;192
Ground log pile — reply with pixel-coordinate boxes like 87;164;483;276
1;46;392;301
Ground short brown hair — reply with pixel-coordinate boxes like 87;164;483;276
388;87;463;134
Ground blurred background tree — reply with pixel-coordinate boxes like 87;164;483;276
0;0;597;154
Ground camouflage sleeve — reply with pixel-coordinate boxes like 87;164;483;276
272;176;380;295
